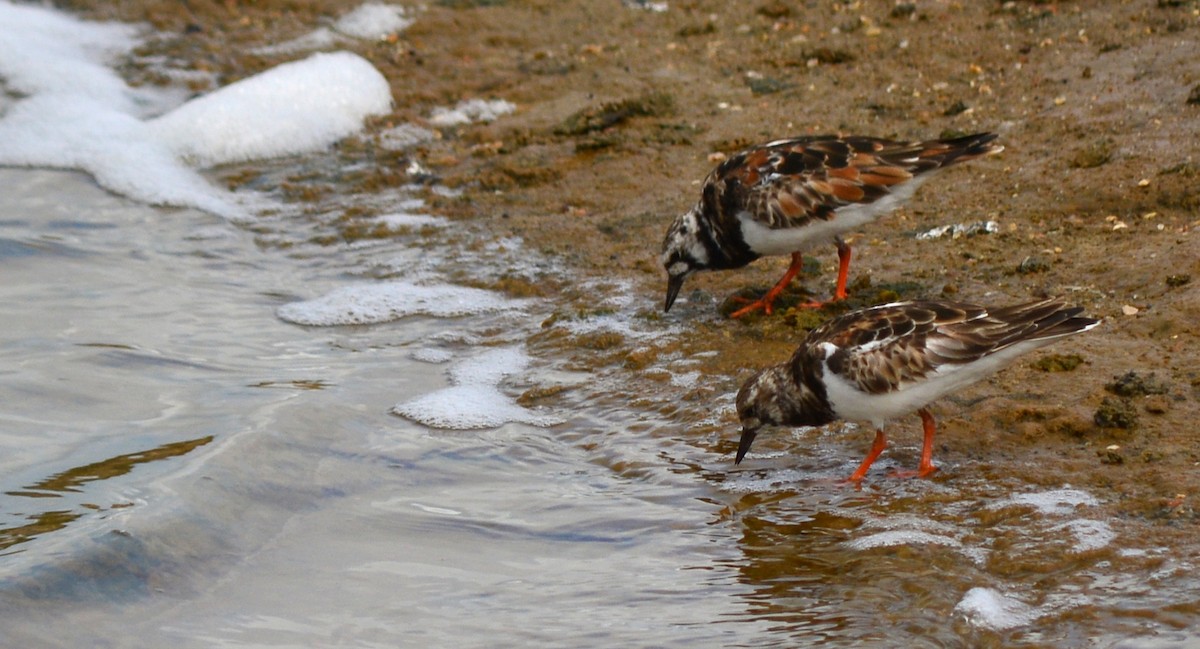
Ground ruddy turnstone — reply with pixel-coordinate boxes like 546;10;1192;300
734;298;1099;480
661;133;1003;317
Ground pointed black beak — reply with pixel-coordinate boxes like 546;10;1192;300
735;427;759;464
664;274;685;312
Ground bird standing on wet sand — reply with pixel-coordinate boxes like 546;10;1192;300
734;298;1099;481
660;133;1003;317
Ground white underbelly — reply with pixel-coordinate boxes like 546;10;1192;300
821;339;1054;428
736;178;926;257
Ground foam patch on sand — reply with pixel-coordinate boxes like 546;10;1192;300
428;99;516;126
377;123;437;150
552;279;684;343
333;3;413;39
254;3;413;54
392;347;563;429
149;52;392;167
373;212;448;228
0;2;392;219
277;282;523;326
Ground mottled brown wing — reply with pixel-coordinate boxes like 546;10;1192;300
808;300;991;395
930;297;1093;358
811;297;1089;395
709;136;903;229
708;133;1000;230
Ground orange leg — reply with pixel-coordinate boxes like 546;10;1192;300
889;407;940;479
729;252;804;318
795;237;853;308
730;240;854;318
831;237;852;301
846;428;888;483
915;407;938;478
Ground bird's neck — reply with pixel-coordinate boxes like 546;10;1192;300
774;358;836;427
696;186;757;270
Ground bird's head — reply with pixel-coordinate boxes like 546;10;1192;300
660;208;710;312
733;366;786;464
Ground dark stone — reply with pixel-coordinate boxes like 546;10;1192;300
1095;396;1138;429
1105;371;1170;397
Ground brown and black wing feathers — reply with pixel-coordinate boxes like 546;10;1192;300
704;133;1001;231
808;298;1094;396
810;301;983;394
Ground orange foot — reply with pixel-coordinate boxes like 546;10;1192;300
729;239;853;319
728;252;803;318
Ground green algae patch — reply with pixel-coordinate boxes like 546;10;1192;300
572;331;626;351
1095;396;1139;429
1032;353;1085;372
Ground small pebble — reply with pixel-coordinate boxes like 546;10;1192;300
1017;255;1050;274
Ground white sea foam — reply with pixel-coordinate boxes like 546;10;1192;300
333;3;413;39
1055;519;1116;553
0;1;141;110
720;467;812;493
149;52;392;167
411;348;454;364
392;347;563;429
846;530;962;551
954;587;1039;631
374;212;448;228
0;3;392;219
858;514;958;535
428;99;516;126
377;123;437;150
989;488;1113;554
0;2;241;215
553;279;682;343
254;3;412;54
276;281;523;326
670;371;701;389
991;488;1100;515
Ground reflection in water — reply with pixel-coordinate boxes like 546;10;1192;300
0;511;82;555
1;436;213;552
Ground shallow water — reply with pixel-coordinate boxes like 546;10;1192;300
4;162;1200;647
0;168;764;647
3;9;1200;648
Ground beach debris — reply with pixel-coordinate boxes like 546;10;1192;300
915;220;999;240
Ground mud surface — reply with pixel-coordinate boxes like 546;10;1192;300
68;0;1199;615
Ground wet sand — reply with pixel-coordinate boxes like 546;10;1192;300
74;0;1199;521
18;0;1200;644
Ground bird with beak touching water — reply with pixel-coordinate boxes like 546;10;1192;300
733;298;1099;481
661;133;1003;316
